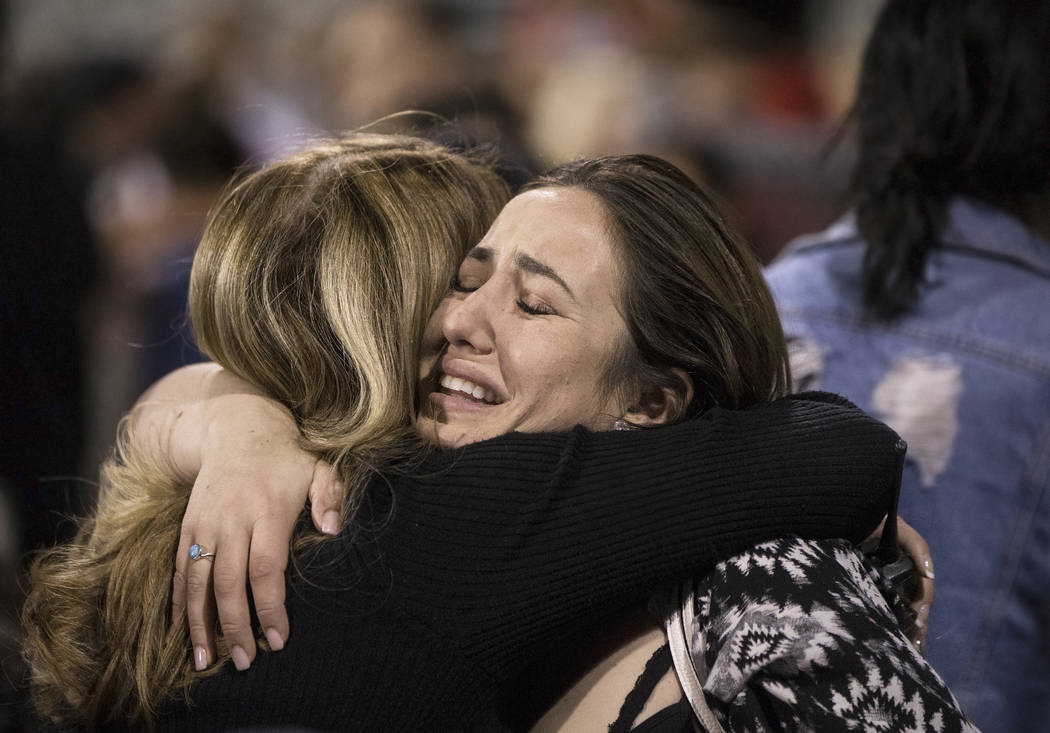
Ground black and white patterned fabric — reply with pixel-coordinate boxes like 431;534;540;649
666;537;980;732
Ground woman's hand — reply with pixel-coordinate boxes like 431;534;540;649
132;364;345;671
866;516;935;652
895;517;935;653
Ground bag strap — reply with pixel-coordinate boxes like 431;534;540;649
663;583;726;733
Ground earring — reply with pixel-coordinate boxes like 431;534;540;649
614;418;631;431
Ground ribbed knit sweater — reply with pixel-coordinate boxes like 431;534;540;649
152;393;902;732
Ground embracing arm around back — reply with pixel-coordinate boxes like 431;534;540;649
135;366;914;673
130;362;343;670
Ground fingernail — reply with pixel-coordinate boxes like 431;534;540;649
321;510;340;535
231;645;250;671
921;558;935;580
265;627;285;652
194;645;208;671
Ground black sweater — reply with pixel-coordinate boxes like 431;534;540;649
153;393;902;732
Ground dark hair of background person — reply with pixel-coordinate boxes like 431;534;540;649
848;0;1050;319
526;154;791;421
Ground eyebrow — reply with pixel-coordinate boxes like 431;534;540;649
466;246;577;301
465;246;492;263
517;253;576;301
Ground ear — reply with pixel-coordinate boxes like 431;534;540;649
621;368;695;426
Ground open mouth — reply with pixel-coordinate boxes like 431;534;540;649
438;374;503;405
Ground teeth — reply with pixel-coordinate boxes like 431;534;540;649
439;374;501;404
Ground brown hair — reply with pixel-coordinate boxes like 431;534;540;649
527;154;790;420
22;133;508;729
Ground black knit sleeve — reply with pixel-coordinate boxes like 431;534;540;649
377;392;902;673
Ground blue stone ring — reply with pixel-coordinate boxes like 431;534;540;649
188;543;216;562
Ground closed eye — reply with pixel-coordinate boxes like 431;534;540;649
517;299;554;316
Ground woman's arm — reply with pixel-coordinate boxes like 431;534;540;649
153;386;908;675
127;363;344;670
132;363;261;483
377;393;906;673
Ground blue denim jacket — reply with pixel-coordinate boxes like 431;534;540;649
765;198;1050;732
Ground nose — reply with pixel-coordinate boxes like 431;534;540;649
441;286;495;355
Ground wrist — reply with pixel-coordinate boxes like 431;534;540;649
198;392;299;468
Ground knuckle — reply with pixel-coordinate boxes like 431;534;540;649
186;572;209;597
252;600;281;620
187;620;210;637
248;556;284;583
219;619;248;638
212;568;243;596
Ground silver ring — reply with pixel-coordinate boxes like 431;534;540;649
188;543;216;562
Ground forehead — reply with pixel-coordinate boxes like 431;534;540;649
476;186;621;288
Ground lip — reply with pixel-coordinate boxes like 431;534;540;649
439;358;506;402
423;357;506;415
428;389;500;414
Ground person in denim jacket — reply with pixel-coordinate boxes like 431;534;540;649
765;1;1050;730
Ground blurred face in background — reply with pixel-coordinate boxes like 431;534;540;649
321;3;460;128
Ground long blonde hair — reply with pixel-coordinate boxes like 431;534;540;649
22;133;509;728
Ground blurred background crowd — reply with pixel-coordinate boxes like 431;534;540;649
2;0;885;549
2;0;886;728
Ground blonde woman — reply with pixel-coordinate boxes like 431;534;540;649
23;133;510;727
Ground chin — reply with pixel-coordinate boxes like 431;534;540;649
417;417;503;449
442;425;496;449
413;415;441;446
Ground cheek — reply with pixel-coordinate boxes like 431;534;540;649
569;338;626;413
531;342;612;415
418;303;451;375
423;301;451;347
